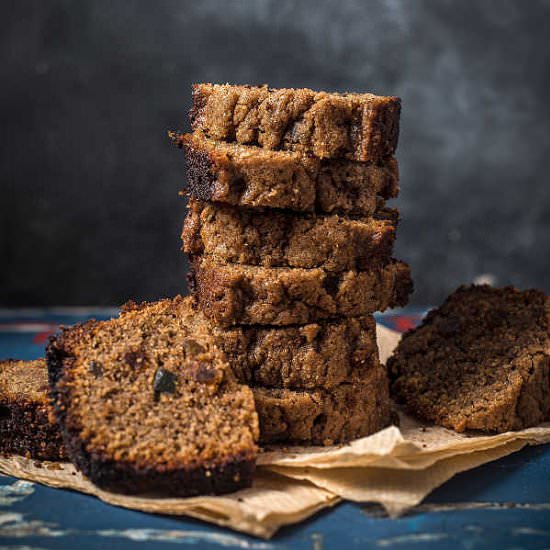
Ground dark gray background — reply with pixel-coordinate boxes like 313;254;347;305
1;0;549;307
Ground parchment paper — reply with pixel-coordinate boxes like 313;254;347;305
0;456;338;539
1;324;549;537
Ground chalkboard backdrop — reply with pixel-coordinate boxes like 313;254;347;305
1;0;549;306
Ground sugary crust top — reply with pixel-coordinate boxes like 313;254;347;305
193;83;400;106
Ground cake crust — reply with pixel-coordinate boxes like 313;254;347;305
182;199;397;272
173;132;399;215
189;256;412;327
190;84;401;161
387;285;550;433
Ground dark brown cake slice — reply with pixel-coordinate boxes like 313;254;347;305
189;256;412;327
46;296;259;496
0;359;66;460
182;199;397;272
253;362;392;445
388;285;550;433
207;314;379;390
190;84;400;161
172;132;399;215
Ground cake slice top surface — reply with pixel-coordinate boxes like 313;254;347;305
49;296;259;470
194;83;400;103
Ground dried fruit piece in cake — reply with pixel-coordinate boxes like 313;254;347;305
190;84;400;161
182;199;397;272
172;132;399;215
388;285;550;433
0;359;66;460
189;256;412;327
46;296;259;496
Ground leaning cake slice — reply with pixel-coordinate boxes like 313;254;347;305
0;359;65;460
47;296;259;496
388;285;550;432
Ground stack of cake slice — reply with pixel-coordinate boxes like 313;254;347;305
173;84;413;445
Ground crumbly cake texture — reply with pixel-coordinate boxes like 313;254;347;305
189;256;412;327
172;132;399;215
189;84;400;161
388;285;550;433
0;359;66;460
253;363;392;445
46;296;259;496
182;199;397;272
211;315;379;390
123;299;378;391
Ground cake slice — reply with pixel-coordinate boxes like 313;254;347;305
47;296;259;496
210;315;379;390
388;285;550;433
190;84;400;161
253;363;392;445
182;199;397;272
0;359;66;460
189;256;412;327
172;132;399;215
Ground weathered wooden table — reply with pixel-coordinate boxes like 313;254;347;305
1;308;549;549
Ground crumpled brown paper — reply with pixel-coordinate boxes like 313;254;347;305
1;324;549;538
0;456;337;538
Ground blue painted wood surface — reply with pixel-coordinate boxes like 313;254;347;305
1;308;549;549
